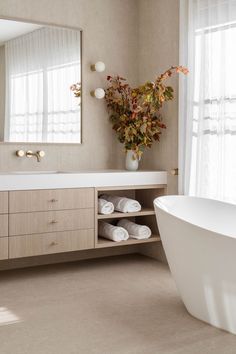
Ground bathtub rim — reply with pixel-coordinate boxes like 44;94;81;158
154;195;236;240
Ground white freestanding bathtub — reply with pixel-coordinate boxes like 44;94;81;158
154;195;236;334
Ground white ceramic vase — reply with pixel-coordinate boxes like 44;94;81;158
125;150;139;171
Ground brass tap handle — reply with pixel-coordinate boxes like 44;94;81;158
37;151;45;158
50;220;58;224
26;150;34;158
171;168;179;176
16;150;25;157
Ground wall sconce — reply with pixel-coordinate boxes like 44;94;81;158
90;88;105;99
91;61;105;73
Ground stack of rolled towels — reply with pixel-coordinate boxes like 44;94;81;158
98;194;141;214
98;219;152;242
98;194;151;242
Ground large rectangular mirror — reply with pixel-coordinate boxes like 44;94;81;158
0;19;82;144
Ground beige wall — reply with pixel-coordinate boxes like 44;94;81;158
138;0;179;194
0;0;138;171
0;45;5;141
0;0;180;187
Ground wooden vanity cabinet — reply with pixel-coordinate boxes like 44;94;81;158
0;183;166;261
8;188;95;259
0;192;8;259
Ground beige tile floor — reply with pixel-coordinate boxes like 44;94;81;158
0;254;236;354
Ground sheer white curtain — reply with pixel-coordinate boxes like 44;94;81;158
5;26;81;143
179;0;236;203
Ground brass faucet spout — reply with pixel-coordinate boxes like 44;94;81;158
26;150;45;162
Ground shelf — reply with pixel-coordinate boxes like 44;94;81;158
96;184;167;191
97;208;155;219
96;235;161;248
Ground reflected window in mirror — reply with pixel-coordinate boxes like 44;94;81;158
0;20;82;144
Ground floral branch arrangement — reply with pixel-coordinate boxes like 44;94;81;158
105;66;188;159
70;82;81;98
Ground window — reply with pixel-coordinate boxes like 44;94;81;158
179;0;236;203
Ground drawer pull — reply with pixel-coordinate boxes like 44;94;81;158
50;241;58;246
50;199;58;203
50;220;58;224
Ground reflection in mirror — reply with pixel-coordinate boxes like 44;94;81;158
0;19;82;144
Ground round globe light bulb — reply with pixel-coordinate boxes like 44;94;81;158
94;61;105;72
94;88;105;99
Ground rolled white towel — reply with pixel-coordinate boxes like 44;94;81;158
98;221;129;242
98;198;114;215
100;194;141;213
117;219;152;239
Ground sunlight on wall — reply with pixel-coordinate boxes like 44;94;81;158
0;307;21;326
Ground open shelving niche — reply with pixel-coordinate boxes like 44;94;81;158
94;184;167;248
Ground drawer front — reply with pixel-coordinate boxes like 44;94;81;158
9;209;94;236
0;215;8;237
9;188;94;213
9;229;94;258
0;192;8;214
0;238;8;260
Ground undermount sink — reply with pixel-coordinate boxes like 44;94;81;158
6;171;64;175
0;170;167;191
1;169;147;175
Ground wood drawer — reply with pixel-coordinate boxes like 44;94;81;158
9;188;94;213
0;238;8;260
0;215;8;237
0;192;8;214
9;229;94;258
9;209;94;236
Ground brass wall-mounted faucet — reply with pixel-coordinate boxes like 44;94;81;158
16;150;45;162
